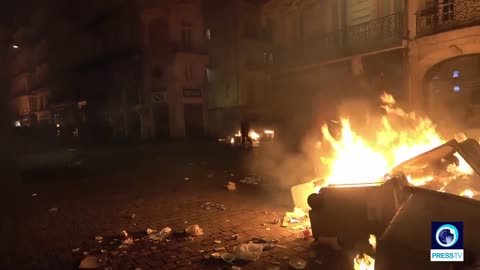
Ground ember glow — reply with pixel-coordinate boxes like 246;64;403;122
354;253;375;270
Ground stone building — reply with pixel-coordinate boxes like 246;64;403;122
204;0;273;137
141;0;209;138
262;0;407;140
261;0;480;140
9;9;52;127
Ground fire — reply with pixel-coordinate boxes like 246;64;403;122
320;92;445;187
354;235;376;270
354;253;375;270
248;130;260;141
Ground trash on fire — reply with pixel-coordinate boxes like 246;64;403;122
79;256;101;269
185;224;204;236
232;242;263;261
226;182;237;191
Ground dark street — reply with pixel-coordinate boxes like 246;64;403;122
2;142;328;270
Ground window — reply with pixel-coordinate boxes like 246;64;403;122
206;28;211;41
442;0;455;21
269;53;274;64
263;52;268;64
452;70;460;78
185;64;193;81
181;20;193;47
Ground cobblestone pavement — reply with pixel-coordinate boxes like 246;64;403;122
2;142;351;270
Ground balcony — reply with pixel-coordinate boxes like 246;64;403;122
279;12;405;68
417;0;480;37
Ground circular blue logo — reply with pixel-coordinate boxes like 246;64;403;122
435;224;458;248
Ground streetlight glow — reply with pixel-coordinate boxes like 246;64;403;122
12;45;19;49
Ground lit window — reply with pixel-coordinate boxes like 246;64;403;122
14;121;21;127
452;70;460;78
453;85;461;92
206;28;211;40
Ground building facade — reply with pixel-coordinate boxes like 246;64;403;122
261;0;480;139
204;0;273;137
141;0;209;138
262;0;408;140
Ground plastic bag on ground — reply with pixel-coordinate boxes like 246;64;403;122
232;242;263;261
185;224;204;236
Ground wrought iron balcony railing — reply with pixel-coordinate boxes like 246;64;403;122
278;12;405;68
417;0;480;37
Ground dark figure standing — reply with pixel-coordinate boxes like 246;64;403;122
240;118;251;145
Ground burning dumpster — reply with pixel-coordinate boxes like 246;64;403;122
306;138;480;269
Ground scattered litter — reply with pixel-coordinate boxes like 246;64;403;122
231;234;240;240
275;244;287;249
79;256;100;269
250;238;268;244
184;177;190;181
265;228;271;231
148;227;172;241
184;221;189;224
282;256;289;260
49;207;58;213
123;237;134;245
289;218;300;224
176;259;191;266
95;236;103;241
131;214;136;219
226;219;230;222
83;251;89;256
281;217;289;227
201;202;226;210
232;242;263;261
185;224;204;236
271;261;281;265
230;173;235;177
214;247;226;251
314;259;323;264
121;230;129;238
289;258;307;269
221;253;236;263
272;218;280;224
110;251;119;256
199;249;205;253
31;193;37;197
262;243;276;251
211;252;222;259
184;236;194;241
291;226;306;231
72;248;81;253
239;176;260;185
232;266;241;270
226;182;237;191
150;246;157;250
213;240;222;244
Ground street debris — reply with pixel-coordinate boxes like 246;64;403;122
231;266;241;270
214;247;226;251
213;240;222;244
239;176;260;185
95;236;103;241
49;207;58;213
221;253;236;263
130;214;136;219
272;217;280;224
231;234;240;240
288;258;307;269
226;182;237;191
211;252;222;259
201;202;227;210
72;248;81;253
232;242;263;261
176;259;192;266
184;177;190;181
185;224;204;236
147;227;172;241
79;256;101;269
121;230;128;238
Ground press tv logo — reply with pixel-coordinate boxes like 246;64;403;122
431;222;464;262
